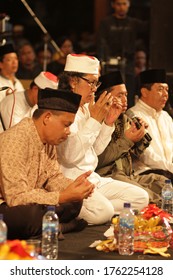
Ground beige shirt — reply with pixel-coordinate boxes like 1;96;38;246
0;118;72;206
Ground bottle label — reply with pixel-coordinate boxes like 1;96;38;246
119;218;134;229
42;222;58;233
162;191;172;200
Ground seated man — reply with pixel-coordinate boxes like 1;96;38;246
0;71;58;130
57;54;149;225
0;88;94;240
0;43;24;103
95;71;168;205
128;69;173;182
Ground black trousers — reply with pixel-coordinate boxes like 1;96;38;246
0;202;82;240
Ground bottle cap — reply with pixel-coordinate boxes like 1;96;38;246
47;205;55;211
165;179;171;184
0;213;3;220
124;202;131;208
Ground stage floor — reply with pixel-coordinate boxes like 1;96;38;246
59;223;173;260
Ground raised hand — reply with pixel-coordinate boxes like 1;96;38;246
59;171;95;203
125;122;145;143
104;96;123;126
89;91;113;123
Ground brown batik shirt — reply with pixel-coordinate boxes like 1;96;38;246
0;118;72;206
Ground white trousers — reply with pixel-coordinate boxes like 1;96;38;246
78;180;149;225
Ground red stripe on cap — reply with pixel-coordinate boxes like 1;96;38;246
44;72;58;82
70;53;95;60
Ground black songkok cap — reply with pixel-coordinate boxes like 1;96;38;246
97;71;124;94
95;71;124;101
140;69;167;84
38;88;81;113
0;43;15;57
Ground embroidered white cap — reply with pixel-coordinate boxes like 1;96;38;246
34;72;58;89
64;54;100;74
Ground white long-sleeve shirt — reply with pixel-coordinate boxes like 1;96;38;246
0;91;37;130
57;103;115;186
0;75;24;103
129;99;173;173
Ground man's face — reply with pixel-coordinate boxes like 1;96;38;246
0;53;18;75
19;44;36;66
42;111;75;145
112;0;130;18
142;83;169;112
110;84;128;113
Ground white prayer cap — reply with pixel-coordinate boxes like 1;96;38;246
64;54;100;74
34;72;58;89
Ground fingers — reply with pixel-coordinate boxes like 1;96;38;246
84;183;95;199
76;171;92;181
97;91;112;106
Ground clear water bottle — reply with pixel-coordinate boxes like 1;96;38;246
118;202;134;255
41;205;59;259
161;179;173;215
0;214;7;244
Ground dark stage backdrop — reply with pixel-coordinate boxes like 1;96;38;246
150;0;173;73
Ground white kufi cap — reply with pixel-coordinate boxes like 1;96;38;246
64;54;100;74
34;72;58;89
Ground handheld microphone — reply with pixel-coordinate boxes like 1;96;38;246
126;109;152;142
0;86;9;91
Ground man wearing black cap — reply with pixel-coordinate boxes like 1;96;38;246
0;88;94;240
95;71;167;204
0;43;24;102
129;69;173;181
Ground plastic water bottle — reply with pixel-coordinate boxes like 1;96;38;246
0;214;7;244
41;206;59;259
161;179;173;215
118;202;134;255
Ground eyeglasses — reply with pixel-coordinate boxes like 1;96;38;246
80;76;102;89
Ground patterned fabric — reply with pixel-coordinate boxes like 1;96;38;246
0;118;72;206
112;114;133;175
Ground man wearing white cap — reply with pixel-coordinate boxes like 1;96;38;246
0;71;58;131
57;53;149;225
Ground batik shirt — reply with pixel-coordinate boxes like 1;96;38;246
0;118;72;206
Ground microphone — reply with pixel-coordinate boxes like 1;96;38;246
126;109;152;142
0;86;9;91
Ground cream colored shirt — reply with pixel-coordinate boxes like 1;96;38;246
0;118;72;206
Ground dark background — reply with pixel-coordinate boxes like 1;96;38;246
0;0;173;73
0;0;150;44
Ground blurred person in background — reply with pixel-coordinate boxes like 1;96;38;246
35;43;53;71
97;0;148;108
16;41;42;80
0;43;24;103
47;36;74;76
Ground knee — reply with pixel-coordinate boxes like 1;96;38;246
79;203;114;225
138;189;149;210
91;205;114;225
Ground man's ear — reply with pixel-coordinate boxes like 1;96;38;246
43;111;52;126
141;87;148;98
70;76;78;91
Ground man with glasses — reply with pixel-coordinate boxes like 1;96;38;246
57;54;149;225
